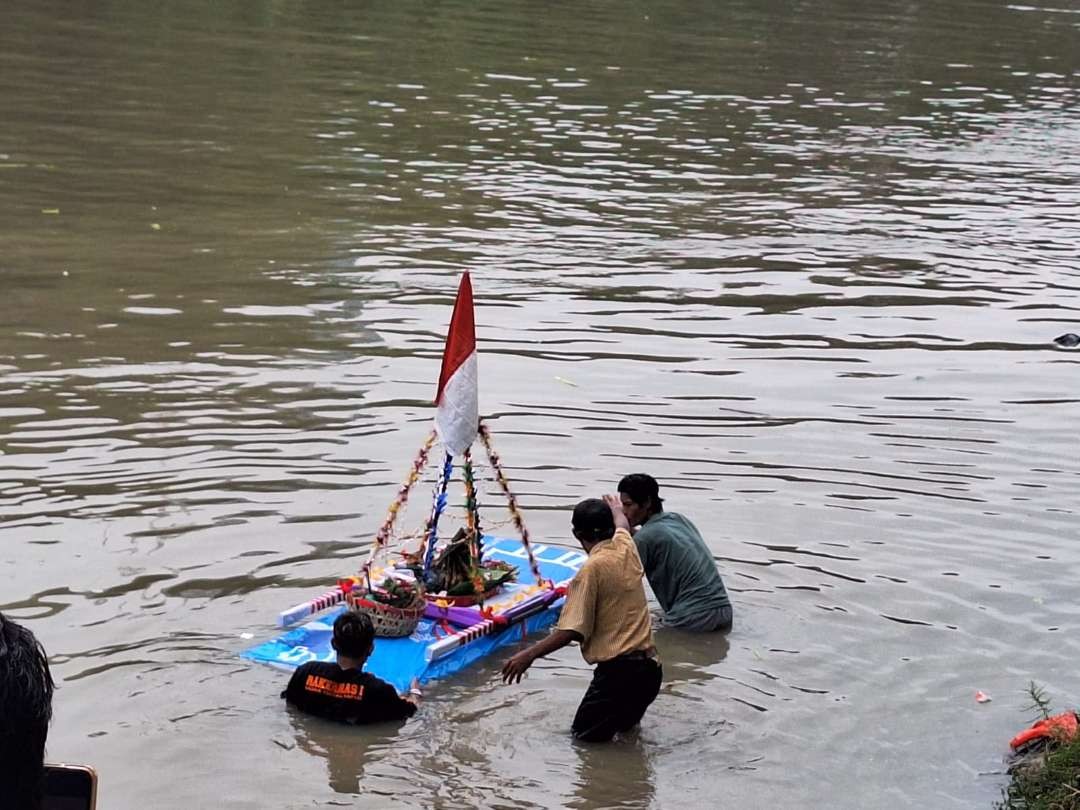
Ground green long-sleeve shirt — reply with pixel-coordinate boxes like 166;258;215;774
632;512;730;627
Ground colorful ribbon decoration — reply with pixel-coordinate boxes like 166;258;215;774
424;586;564;661
462;447;487;602
363;429;438;584
478;421;546;588
352;421;546;608
419;452;454;577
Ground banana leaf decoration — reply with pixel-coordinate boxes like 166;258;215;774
426;528;517;595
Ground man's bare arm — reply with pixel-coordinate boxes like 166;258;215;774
603;493;631;532
501;629;583;684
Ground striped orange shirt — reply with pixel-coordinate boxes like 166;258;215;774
556;528;654;664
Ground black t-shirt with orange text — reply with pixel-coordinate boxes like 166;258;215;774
282;662;416;725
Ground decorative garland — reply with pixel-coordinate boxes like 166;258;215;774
461;447;487;601
478;421;547;588
462;448;483;553
354;423;545;604
363;429;438;585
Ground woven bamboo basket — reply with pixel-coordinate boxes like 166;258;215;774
347;591;426;638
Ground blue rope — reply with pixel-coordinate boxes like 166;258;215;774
422;453;454;577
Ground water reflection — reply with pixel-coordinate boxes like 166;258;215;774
568;734;655;810
654;627;730;686
287;708;408;796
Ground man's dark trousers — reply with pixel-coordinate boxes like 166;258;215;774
571;653;662;742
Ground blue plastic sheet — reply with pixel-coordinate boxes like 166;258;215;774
241;537;585;693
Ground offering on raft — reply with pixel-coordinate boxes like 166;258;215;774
250;273;567;681
436;558;518;606
407;529;518;607
344;576;426;638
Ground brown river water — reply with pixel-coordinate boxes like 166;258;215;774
2;1;1079;807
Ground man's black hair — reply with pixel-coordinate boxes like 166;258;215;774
0;612;55;810
618;473;664;512
572;498;616;543
332;610;375;659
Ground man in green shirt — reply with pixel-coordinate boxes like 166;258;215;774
615;474;733;632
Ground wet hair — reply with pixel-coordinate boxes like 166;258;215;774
332;610;375;659
0;613;55;810
572;498;616;543
618;473;664;513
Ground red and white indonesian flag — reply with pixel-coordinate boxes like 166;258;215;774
434;273;478;455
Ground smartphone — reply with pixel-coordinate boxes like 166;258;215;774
42;764;98;810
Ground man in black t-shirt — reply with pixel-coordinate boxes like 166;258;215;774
282;610;420;725
2;612;55;810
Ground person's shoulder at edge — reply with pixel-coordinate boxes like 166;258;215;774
642;511;697;534
281;661;312;699
364;673;418;719
668;511;711;544
611;527;645;572
587;528;635;559
362;670;399;694
633;515;665;541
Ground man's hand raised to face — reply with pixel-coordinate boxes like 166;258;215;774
603;493;631;532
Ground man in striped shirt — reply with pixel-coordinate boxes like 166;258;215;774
502;496;662;742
